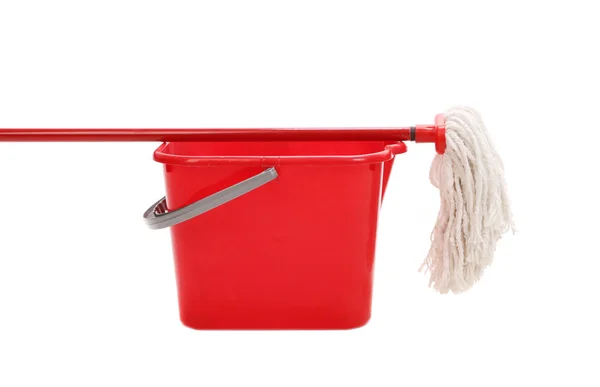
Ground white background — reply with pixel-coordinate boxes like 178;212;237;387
0;1;598;386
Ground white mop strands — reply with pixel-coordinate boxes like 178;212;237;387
421;106;514;294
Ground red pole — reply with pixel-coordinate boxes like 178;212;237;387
0;114;446;154
0;127;414;142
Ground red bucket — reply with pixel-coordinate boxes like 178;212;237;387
144;140;407;330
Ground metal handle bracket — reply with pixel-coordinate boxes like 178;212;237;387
143;168;278;230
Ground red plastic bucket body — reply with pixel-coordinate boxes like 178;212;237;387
154;141;406;330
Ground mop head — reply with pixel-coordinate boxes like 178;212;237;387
421;106;514;294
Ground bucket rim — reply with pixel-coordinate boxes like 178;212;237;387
153;141;407;166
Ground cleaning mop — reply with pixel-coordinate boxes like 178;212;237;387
0;106;512;295
421;106;514;294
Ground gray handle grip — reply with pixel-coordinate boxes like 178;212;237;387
143;168;278;230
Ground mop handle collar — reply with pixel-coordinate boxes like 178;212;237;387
412;113;446;154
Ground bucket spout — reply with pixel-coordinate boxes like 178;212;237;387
381;158;394;202
381;141;407;202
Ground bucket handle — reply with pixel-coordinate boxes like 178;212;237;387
143;168;278;230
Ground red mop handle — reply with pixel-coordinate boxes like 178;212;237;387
0;127;416;142
0;114;446;153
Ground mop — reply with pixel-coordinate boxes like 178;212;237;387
422;106;513;294
0;106;512;295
